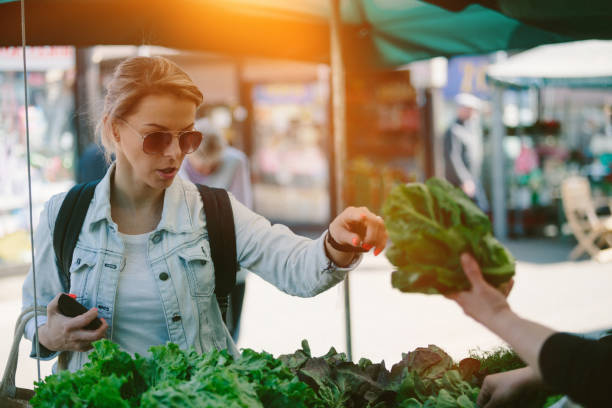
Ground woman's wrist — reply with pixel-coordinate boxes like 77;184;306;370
37;324;59;352
324;232;356;268
37;324;52;350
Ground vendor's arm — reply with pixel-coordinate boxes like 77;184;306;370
446;254;552;374
538;333;612;407
449;254;612;407
231;196;387;297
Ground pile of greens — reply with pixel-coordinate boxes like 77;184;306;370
32;340;479;408
31;340;318;408
279;341;481;408
32;340;559;408
382;178;515;294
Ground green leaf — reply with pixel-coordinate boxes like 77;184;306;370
383;178;515;294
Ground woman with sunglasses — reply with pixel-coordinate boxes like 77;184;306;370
21;56;388;372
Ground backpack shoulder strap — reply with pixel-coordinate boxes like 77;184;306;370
53;180;100;290
196;184;238;320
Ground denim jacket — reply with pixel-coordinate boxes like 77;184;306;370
21;164;360;372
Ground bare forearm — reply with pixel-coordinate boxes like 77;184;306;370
482;308;555;377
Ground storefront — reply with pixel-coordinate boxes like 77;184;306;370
343;70;423;215
487;40;612;238
0;46;76;268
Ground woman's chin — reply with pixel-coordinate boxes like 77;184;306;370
149;174;175;189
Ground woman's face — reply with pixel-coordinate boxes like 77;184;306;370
113;93;197;189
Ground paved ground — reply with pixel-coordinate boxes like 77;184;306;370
2;238;612;391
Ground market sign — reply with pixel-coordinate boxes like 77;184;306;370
0;46;74;71
443;55;492;101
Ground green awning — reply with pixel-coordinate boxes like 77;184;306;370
0;0;608;69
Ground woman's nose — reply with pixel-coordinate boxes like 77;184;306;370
164;135;183;157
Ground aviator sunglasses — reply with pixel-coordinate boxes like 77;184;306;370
117;117;203;155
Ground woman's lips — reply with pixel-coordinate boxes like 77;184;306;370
157;167;177;180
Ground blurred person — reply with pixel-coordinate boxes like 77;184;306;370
21;56;387;372
77;143;112;183
178;119;253;341
444;93;489;211
179;119;252;208
448;254;612;407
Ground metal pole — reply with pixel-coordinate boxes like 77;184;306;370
491;85;507;239
329;0;352;360
20;0;42;382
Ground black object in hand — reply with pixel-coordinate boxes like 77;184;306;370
58;293;102;330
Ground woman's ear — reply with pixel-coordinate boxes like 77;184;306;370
102;115;119;143
109;119;120;143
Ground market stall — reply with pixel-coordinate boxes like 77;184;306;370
486;40;612;239
0;46;75;270
1;1;611;406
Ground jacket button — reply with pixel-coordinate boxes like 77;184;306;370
152;233;162;244
172;315;181;322
159;272;169;281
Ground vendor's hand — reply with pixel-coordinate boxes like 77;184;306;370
38;293;108;353
478;366;544;408
445;253;514;326
326;206;388;266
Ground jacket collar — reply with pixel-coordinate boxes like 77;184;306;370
88;162;196;234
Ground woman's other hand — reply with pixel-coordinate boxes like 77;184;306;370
445;253;514;326
477;366;544;408
326;206;388;266
38;293;108;352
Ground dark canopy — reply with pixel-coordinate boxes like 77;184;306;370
1;0;609;69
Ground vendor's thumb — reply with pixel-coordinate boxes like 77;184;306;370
460;253;485;287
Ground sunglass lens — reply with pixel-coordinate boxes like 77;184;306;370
179;131;203;154
143;131;172;154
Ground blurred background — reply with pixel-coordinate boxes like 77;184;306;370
0;0;611;391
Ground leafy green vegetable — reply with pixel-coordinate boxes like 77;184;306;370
280;341;479;408
32;339;557;408
468;347;526;380
383;178;515;294
32;340;320;408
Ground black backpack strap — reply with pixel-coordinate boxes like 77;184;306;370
53;180;100;290
196;184;238;323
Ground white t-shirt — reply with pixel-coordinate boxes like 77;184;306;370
113;232;169;356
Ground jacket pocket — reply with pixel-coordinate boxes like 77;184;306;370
69;247;98;302
179;244;215;297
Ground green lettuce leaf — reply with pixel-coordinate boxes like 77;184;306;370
383;178;515;294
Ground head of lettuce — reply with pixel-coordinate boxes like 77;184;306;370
382;178;515;294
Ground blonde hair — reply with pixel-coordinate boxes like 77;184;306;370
98;56;203;162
